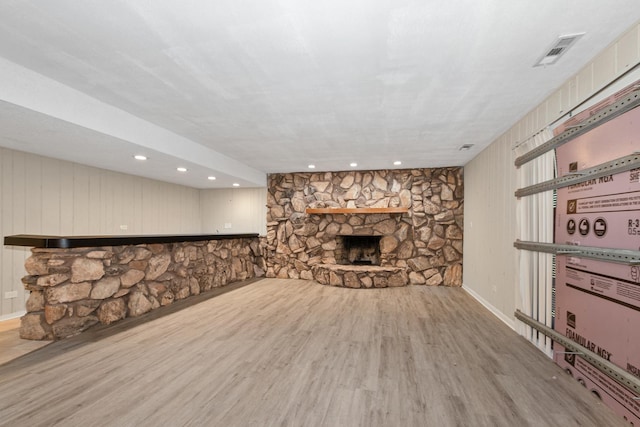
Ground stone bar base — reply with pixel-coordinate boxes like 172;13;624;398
312;264;409;288
20;238;265;340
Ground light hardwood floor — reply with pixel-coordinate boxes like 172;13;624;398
0;279;627;426
0;317;49;366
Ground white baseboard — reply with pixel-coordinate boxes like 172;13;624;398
0;310;25;322
462;284;515;331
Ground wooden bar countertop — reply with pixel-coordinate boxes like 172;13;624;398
3;233;259;249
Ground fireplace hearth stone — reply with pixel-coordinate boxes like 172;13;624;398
312;264;408;288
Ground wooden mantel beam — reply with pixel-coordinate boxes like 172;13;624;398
305;207;409;215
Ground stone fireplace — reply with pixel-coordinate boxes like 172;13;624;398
264;168;463;288
337;235;381;265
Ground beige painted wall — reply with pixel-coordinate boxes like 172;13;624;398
463;21;640;325
200;187;267;235
463;137;517;327
0;147;201;319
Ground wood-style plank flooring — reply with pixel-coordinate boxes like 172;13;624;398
0;279;626;426
0;317;48;366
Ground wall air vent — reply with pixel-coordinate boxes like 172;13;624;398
534;33;584;67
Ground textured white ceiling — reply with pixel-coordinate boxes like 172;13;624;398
0;1;638;188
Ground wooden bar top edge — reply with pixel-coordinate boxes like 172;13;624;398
3;233;260;249
305;207;409;214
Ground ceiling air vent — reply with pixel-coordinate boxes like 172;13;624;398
534;33;584;67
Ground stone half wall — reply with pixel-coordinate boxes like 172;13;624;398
265;168;463;287
20;238;265;340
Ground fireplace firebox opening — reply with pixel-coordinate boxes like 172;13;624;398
337;235;382;266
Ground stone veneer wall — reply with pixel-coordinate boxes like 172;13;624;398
265;168;463;286
20;238;265;340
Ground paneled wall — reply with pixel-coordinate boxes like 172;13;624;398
200;188;267;235
463;132;517;328
463;21;640;325
0;147;201;319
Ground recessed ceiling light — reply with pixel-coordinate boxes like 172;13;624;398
208;176;216;180
393;161;402;166
177;167;187;172
134;155;147;161
232;183;240;187
458;144;474;151
308;164;316;169
350;162;358;167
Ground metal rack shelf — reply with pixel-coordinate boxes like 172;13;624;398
515;153;640;198
514;87;640;167
514;240;640;265
515;310;640;396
